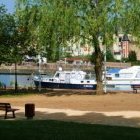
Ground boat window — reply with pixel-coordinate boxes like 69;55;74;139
87;81;90;83
136;72;140;78
106;77;112;80
49;79;53;81
81;81;84;83
65;73;70;78
119;73;133;78
65;73;70;80
59;73;65;80
55;73;60;78
71;73;75;78
85;74;90;79
115;74;119;77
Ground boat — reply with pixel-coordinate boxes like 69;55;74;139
33;68;96;90
34;66;140;91
106;66;140;90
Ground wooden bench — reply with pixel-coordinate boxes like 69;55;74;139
131;85;140;93
0;103;19;119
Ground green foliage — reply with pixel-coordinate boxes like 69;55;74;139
106;49;115;62
121;51;137;63
91;48;115;63
64;52;72;58
14;0;140;94
131;60;140;66
121;57;129;63
0;5;25;64
122;0;140;39
0;5;14;63
15;0;80;61
90;52;96;64
128;51;137;62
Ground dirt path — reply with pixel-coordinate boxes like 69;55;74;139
0;92;140;127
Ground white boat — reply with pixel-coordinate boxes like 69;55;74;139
106;66;140;90
34;69;96;90
34;66;140;91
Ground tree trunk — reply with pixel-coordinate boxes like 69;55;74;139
93;35;104;95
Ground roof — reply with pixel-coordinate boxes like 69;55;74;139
122;34;129;41
107;68;121;74
119;66;140;73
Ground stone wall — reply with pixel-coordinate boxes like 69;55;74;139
0;62;131;74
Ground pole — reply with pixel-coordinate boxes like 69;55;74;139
15;61;18;93
38;54;41;92
104;45;107;93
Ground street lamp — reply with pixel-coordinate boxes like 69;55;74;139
104;45;107;93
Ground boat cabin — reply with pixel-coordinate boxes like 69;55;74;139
53;70;87;82
106;66;140;80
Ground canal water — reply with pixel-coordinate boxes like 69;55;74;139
0;73;132;91
0;73;34;88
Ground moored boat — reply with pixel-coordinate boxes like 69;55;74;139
106;66;140;90
34;66;140;91
34;69;96;90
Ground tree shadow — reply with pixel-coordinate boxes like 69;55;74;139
2;109;139;128
35;111;140;128
0;88;97;96
42;90;96;96
0;87;135;96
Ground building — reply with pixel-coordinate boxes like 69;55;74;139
113;34;130;60
64;34;140;61
113;34;140;61
65;41;94;56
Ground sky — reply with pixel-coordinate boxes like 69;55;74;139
0;0;15;13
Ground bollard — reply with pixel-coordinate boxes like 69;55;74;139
25;103;35;119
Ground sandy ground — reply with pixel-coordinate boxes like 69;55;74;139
0;91;140;128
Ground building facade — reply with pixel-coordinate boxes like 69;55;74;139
64;34;140;61
113;34;130;61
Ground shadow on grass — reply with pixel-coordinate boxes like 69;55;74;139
0;107;140;139
0;112;140;140
0;88;49;95
0;87;135;97
36;111;140;128
2;108;138;128
0;88;98;96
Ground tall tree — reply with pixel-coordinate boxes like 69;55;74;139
0;4;26;92
15;0;140;94
0;5;15;63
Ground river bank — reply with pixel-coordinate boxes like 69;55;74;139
0;62;131;74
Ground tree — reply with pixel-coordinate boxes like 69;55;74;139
15;0;140;95
0;5;26;92
0;5;14;64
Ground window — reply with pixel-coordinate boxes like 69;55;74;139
136;72;140;78
119;37;122;42
119;73;133;78
115;74;119;77
55;73;59;78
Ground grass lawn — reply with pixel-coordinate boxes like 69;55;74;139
0;120;140;140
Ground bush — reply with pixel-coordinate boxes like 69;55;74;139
106;49;115;62
128;51;137;62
